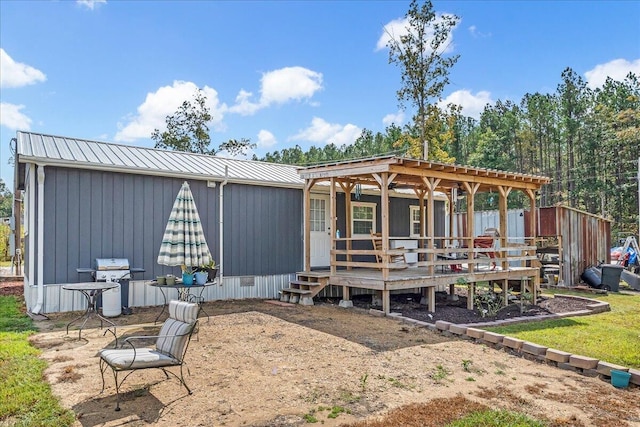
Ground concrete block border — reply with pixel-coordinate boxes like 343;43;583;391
388;294;638;388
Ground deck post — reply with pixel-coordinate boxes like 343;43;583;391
466;281;475;310
339;285;352;308
382;289;390;314
427;286;435;312
502;278;508;307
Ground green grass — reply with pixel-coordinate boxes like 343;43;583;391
445;409;545;426
486;290;640;368
0;296;75;427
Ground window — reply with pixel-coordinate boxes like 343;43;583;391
351;202;376;235
310;198;326;232
410;206;422;237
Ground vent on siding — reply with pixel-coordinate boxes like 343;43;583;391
239;276;255;287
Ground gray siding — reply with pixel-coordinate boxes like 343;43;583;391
334;193;446;263
40;166;303;284
224;184;303;276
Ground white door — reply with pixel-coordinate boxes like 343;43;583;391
310;195;331;267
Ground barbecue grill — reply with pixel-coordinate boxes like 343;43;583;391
76;258;145;315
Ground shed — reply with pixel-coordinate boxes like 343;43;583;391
526;205;612;287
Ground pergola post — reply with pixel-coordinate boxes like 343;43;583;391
463;182;480;310
339;180;356;270
330;177;337;276
498;186;512;271
380;173;390;282
303;180;313;271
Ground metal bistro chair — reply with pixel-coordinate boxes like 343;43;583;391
98;300;199;411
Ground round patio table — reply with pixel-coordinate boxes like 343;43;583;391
62;282;118;344
148;281;214;323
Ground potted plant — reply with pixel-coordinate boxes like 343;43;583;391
200;259;218;282
181;265;195;286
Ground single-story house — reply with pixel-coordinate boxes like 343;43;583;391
13;131;447;314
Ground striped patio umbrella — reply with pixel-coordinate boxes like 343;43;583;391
157;181;212;268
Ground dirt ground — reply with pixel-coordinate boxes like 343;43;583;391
20;289;638;427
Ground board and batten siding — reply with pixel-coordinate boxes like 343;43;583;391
223;183;303;276
39;166;303;285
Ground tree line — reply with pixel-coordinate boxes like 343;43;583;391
151;1;638;237
255;69;640;236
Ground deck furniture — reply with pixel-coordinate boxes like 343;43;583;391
370;231;407;267
473;228;500;269
98;300;199;411
62;282;119;343
148;280;213;323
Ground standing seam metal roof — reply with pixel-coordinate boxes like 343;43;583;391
16;131;303;187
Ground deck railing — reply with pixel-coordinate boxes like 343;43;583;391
331;235;538;272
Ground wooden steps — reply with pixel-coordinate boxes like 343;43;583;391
280;272;330;305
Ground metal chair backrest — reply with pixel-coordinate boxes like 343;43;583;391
156;300;199;362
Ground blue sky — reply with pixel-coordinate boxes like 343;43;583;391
1;0;639;190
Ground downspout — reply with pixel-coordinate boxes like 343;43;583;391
32;165;45;314
27;164;35;310
219;166;229;284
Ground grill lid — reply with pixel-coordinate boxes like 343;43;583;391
95;258;130;271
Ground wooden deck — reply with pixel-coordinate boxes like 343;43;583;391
301;264;540;314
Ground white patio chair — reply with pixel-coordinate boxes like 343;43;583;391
98;300;199;411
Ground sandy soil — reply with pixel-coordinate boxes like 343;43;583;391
28;297;639;427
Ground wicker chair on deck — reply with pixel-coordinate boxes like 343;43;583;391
98;300;199;411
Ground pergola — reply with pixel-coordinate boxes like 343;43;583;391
298;156;551;314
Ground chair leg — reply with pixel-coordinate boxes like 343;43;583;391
179;364;192;395
160;368;171;379
111;370;121;411
99;359;107;393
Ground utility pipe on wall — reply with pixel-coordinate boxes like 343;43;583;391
27;164;35;311
219;166;228;284
32;165;45;314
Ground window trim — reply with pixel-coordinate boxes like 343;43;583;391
351;202;377;236
409;205;423;238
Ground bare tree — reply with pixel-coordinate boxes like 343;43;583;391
387;0;459;159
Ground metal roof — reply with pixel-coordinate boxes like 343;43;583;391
16;131;303;187
299;155;551;192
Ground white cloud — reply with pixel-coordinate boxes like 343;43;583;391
261;67;323;104
77;0;106;10
376;13;459;53
0;49;47;89
468;25;491;38
585;58;640;89
257;129;277;148
382;111;405;126
290;117;361;146
229;89;262;116
0;103;32;130
439;89;493;120
114;80;227;142
228;66;323;116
